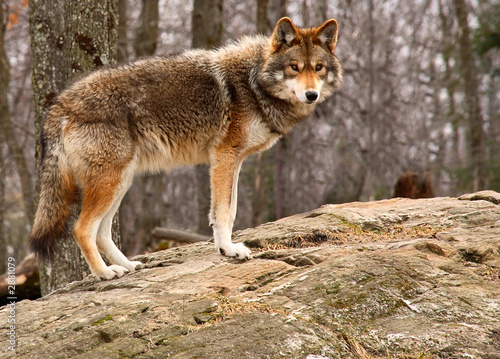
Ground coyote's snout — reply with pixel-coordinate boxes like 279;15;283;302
30;17;343;280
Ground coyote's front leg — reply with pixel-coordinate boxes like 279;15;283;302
209;150;251;259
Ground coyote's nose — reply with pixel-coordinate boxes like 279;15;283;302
305;91;318;102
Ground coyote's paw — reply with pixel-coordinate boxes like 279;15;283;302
218;242;252;259
122;260;143;272
98;265;130;280
131;260;144;270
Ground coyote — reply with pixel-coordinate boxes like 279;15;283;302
30;17;343;279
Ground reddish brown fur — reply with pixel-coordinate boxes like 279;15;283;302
73;174;122;269
209;115;246;220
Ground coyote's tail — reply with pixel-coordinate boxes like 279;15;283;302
29;120;77;260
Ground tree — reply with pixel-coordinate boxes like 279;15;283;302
257;0;269;34
117;0;129;62
192;0;223;49
475;3;500;190
30;0;119;295
134;0;159;57
0;1;34;228
453;0;486;191
192;0;224;235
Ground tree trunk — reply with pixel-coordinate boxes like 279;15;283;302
117;0;128;62
257;0;269;34
359;0;376;201
438;0;460;169
151;228;211;243
317;0;327;21
0;112;35;226
251;153;266;226
453;0;486;191
192;0;223;49
0;0;35;227
194;166;213;235
271;0;287;24
274;141;283;220
134;0;159;57
30;0;119;295
192;0;224;235
487;69;500;190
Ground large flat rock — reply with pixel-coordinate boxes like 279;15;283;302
2;192;499;358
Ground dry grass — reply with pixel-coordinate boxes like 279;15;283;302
479;267;500;282
205;294;286;324
261;224;446;251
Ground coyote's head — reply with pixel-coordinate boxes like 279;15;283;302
259;17;343;105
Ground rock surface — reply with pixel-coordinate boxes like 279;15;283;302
1;191;499;358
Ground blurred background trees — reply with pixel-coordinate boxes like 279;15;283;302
1;0;499;263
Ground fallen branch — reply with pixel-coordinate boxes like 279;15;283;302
151;227;211;244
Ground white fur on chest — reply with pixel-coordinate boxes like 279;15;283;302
244;117;281;155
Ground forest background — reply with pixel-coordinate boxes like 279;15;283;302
0;0;498;275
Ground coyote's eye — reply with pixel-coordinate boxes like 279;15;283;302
290;64;299;72
315;64;323;71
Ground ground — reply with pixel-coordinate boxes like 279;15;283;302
1;191;499;358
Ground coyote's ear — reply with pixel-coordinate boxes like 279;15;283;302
272;17;300;50
314;19;338;53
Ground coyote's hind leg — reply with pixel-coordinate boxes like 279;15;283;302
73;170;134;280
95;165;142;273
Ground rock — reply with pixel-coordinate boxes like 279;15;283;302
193;313;215;325
1;193;499;358
459;190;500;204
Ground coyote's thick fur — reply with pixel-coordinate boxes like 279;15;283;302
30;17;343;279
